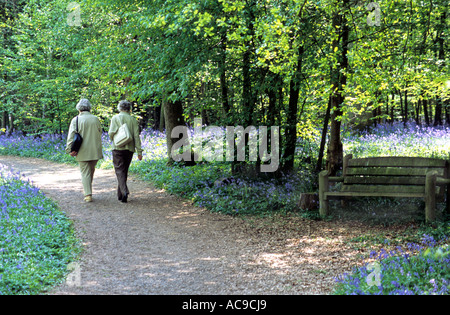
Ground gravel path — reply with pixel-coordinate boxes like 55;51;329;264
0;155;378;295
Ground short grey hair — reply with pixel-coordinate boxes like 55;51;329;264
118;100;132;112
76;99;92;112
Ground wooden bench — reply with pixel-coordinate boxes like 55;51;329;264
319;155;450;222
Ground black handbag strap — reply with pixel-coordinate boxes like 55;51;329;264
76;116;79;133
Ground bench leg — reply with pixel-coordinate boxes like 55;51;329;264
319;171;329;218
320;197;329;218
425;171;437;223
446;184;450;215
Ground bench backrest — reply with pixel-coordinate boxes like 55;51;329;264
341;155;450;196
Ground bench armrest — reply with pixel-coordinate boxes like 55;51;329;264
319;171;343;182
436;177;450;186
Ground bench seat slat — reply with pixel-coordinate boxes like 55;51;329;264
341;184;426;194
346;167;445;177
344;176;426;185
348;157;447;168
325;191;425;199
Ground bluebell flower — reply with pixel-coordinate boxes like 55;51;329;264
391;281;400;288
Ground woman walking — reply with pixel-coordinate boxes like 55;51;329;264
108;100;143;203
65;98;103;202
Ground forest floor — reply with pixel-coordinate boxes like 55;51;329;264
0;156;415;295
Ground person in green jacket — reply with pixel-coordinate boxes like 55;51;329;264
108;100;143;203
65;98;104;202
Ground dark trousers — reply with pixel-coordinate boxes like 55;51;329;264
112;150;134;200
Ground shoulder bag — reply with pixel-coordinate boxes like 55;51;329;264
71;116;83;153
114;117;133;147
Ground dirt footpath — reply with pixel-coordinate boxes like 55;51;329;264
0;155;378;295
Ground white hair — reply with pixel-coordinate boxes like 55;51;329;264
76;99;92;112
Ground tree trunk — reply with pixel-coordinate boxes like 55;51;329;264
390;92;395;123
233;42;252;175
415;100;421;126
326;0;349;176
282;46;304;173
404;89;408;125
219;33;230;118
280;1;308;174
445;103;450;126
267;83;277;128
385;96;389;123
241;1;256;128
164;99;186;164
7;113;14;136
434;11;446;126
298;193;319;211
434;101;443;126
399;89;404;123
233;0;256;176
327;96;344;176
316;98;332;173
423;96;430;126
1;111;7;131
159;101;165;132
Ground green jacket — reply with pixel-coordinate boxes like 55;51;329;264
65;111;104;162
108;112;143;155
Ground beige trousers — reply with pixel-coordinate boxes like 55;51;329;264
79;160;98;196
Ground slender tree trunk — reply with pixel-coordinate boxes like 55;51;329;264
415;100;421;126
242;52;253;126
219;33;230;118
232;0;256;176
429;99;434;123
159;101;165;132
327;96;344;176
326;0;349;176
267;86;276;128
422;95;430;126
282;46;304;173
434;11;446;126
398;89;406;126
7;113;14;136
265;72;282;127
404;89;408;124
434;101;443;126
234;47;253;175
2;26;9;135
316;98;332;173
1;111;7;133
241;1;256;128
390;92;395;123
445;105;450;126
280;0;308;173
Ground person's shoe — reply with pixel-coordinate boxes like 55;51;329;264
84;195;93;203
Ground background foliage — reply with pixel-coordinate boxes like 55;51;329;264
1;0;448;174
